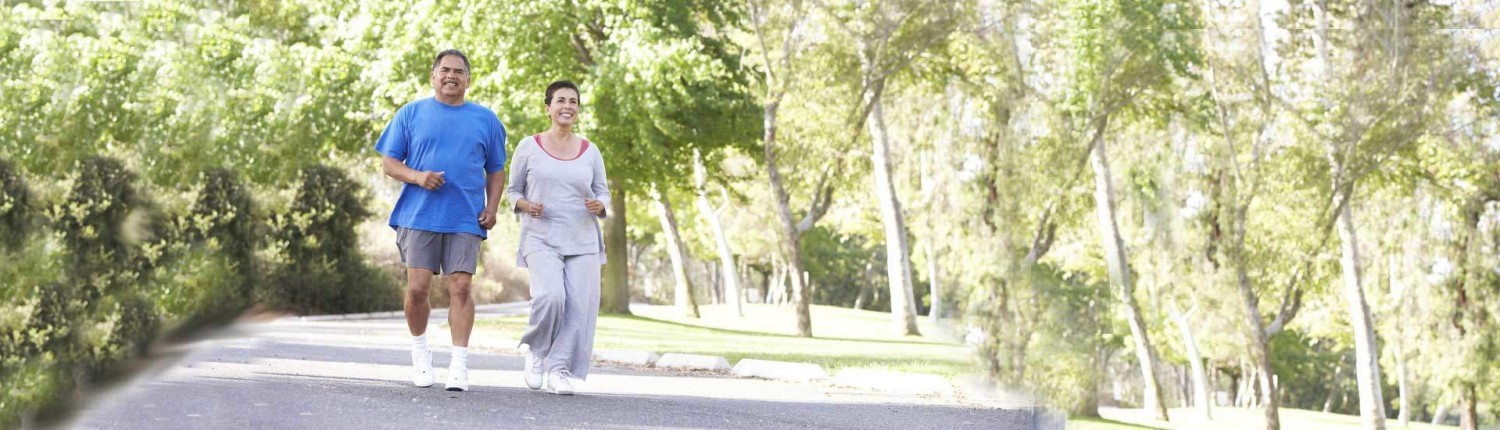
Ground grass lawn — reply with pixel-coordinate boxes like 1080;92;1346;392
1088;406;1494;430
470;303;977;378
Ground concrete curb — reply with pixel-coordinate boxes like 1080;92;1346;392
654;353;731;372
830;369;952;395
730;359;829;382
594;350;661;367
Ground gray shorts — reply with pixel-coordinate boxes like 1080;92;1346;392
396;228;482;275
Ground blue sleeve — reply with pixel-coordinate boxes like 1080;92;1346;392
375;104;411;159
485;117;508;174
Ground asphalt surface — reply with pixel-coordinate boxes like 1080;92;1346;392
60;303;1041;430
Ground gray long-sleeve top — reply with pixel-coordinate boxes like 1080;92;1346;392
504;134;611;267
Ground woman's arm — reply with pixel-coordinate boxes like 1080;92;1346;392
504;139;531;213
589;145;610;218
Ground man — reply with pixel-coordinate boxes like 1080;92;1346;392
375;49;507;392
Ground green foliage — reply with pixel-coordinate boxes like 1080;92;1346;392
1054;0;1201;120
152;169;262;325
264;165;398;315
801;227;885;308
482;0;762;193
1269;331;1345;410
0;158;33;251
1017;263;1112;415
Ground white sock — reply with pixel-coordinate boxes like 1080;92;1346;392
450;347;468;369
412;334;428;351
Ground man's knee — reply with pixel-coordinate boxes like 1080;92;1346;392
406;285;430;301
448;275;473;300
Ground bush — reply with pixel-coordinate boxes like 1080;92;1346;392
1;156;164;426
152;169;261;325
264;165;399;314
0;158;32;251
0;160;402;426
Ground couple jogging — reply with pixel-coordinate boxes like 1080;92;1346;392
375;48;608;395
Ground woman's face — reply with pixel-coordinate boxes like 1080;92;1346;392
547;88;581;127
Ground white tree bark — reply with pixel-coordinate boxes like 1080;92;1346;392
1169;307;1212;421
925;239;941;322
653;186;699;318
1088;125;1168;422
867;94;921;336
1332;183;1387;430
694;152;744;317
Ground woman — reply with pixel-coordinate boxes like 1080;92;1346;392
505;80;609;395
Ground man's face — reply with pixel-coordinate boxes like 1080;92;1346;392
430;55;470;101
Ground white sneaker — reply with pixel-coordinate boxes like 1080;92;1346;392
411;349;434;388
445;365;469;392
546;369;575;395
523;349;544;390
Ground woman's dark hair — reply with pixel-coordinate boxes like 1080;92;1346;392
545;80;580;105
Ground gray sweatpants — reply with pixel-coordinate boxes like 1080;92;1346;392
519;250;601;379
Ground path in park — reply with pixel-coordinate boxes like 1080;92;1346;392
62;303;1045;429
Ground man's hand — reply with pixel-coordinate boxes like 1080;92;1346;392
414;171;445;190
584;198;605;216
478;207;498;230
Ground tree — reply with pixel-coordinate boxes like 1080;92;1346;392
480;0;762;314
817;0;961;336
746;0;824;336
1275;2;1462;428
694;150;745;317
1044;0;1200;420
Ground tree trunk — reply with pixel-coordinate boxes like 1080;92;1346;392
696;194;741;315
695;154;744;317
925;239;941;322
600;179;632;315
1460;385;1478;430
1088;122;1168;422
763;101;812;336
653;187;699;318
1324;357;1344;413
867;95;921;336
1431;403;1448;426
707;260;722;304
1332;185;1387;430
1396;338;1409;426
1313;0;1384;423
1170;309;1212;421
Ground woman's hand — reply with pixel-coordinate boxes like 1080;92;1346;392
584;198;605;216
519;199;544;218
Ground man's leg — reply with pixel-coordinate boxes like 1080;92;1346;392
441;233;481;391
405;268;436;387
405;269;434;336
397;227;442;388
446;272;474;347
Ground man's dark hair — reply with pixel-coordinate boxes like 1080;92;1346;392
545;80;580;105
432;49;471;72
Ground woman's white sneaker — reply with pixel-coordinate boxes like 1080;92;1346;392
547;370;575;395
524;350;545;390
411;349;434;388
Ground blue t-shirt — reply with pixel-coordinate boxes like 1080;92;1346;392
375;98;508;238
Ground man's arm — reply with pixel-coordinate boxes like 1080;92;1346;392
382;156;444;190
479;170;506;230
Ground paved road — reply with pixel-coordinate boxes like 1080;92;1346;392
61;303;1043;430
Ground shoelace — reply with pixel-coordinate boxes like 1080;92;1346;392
531;355;545;373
